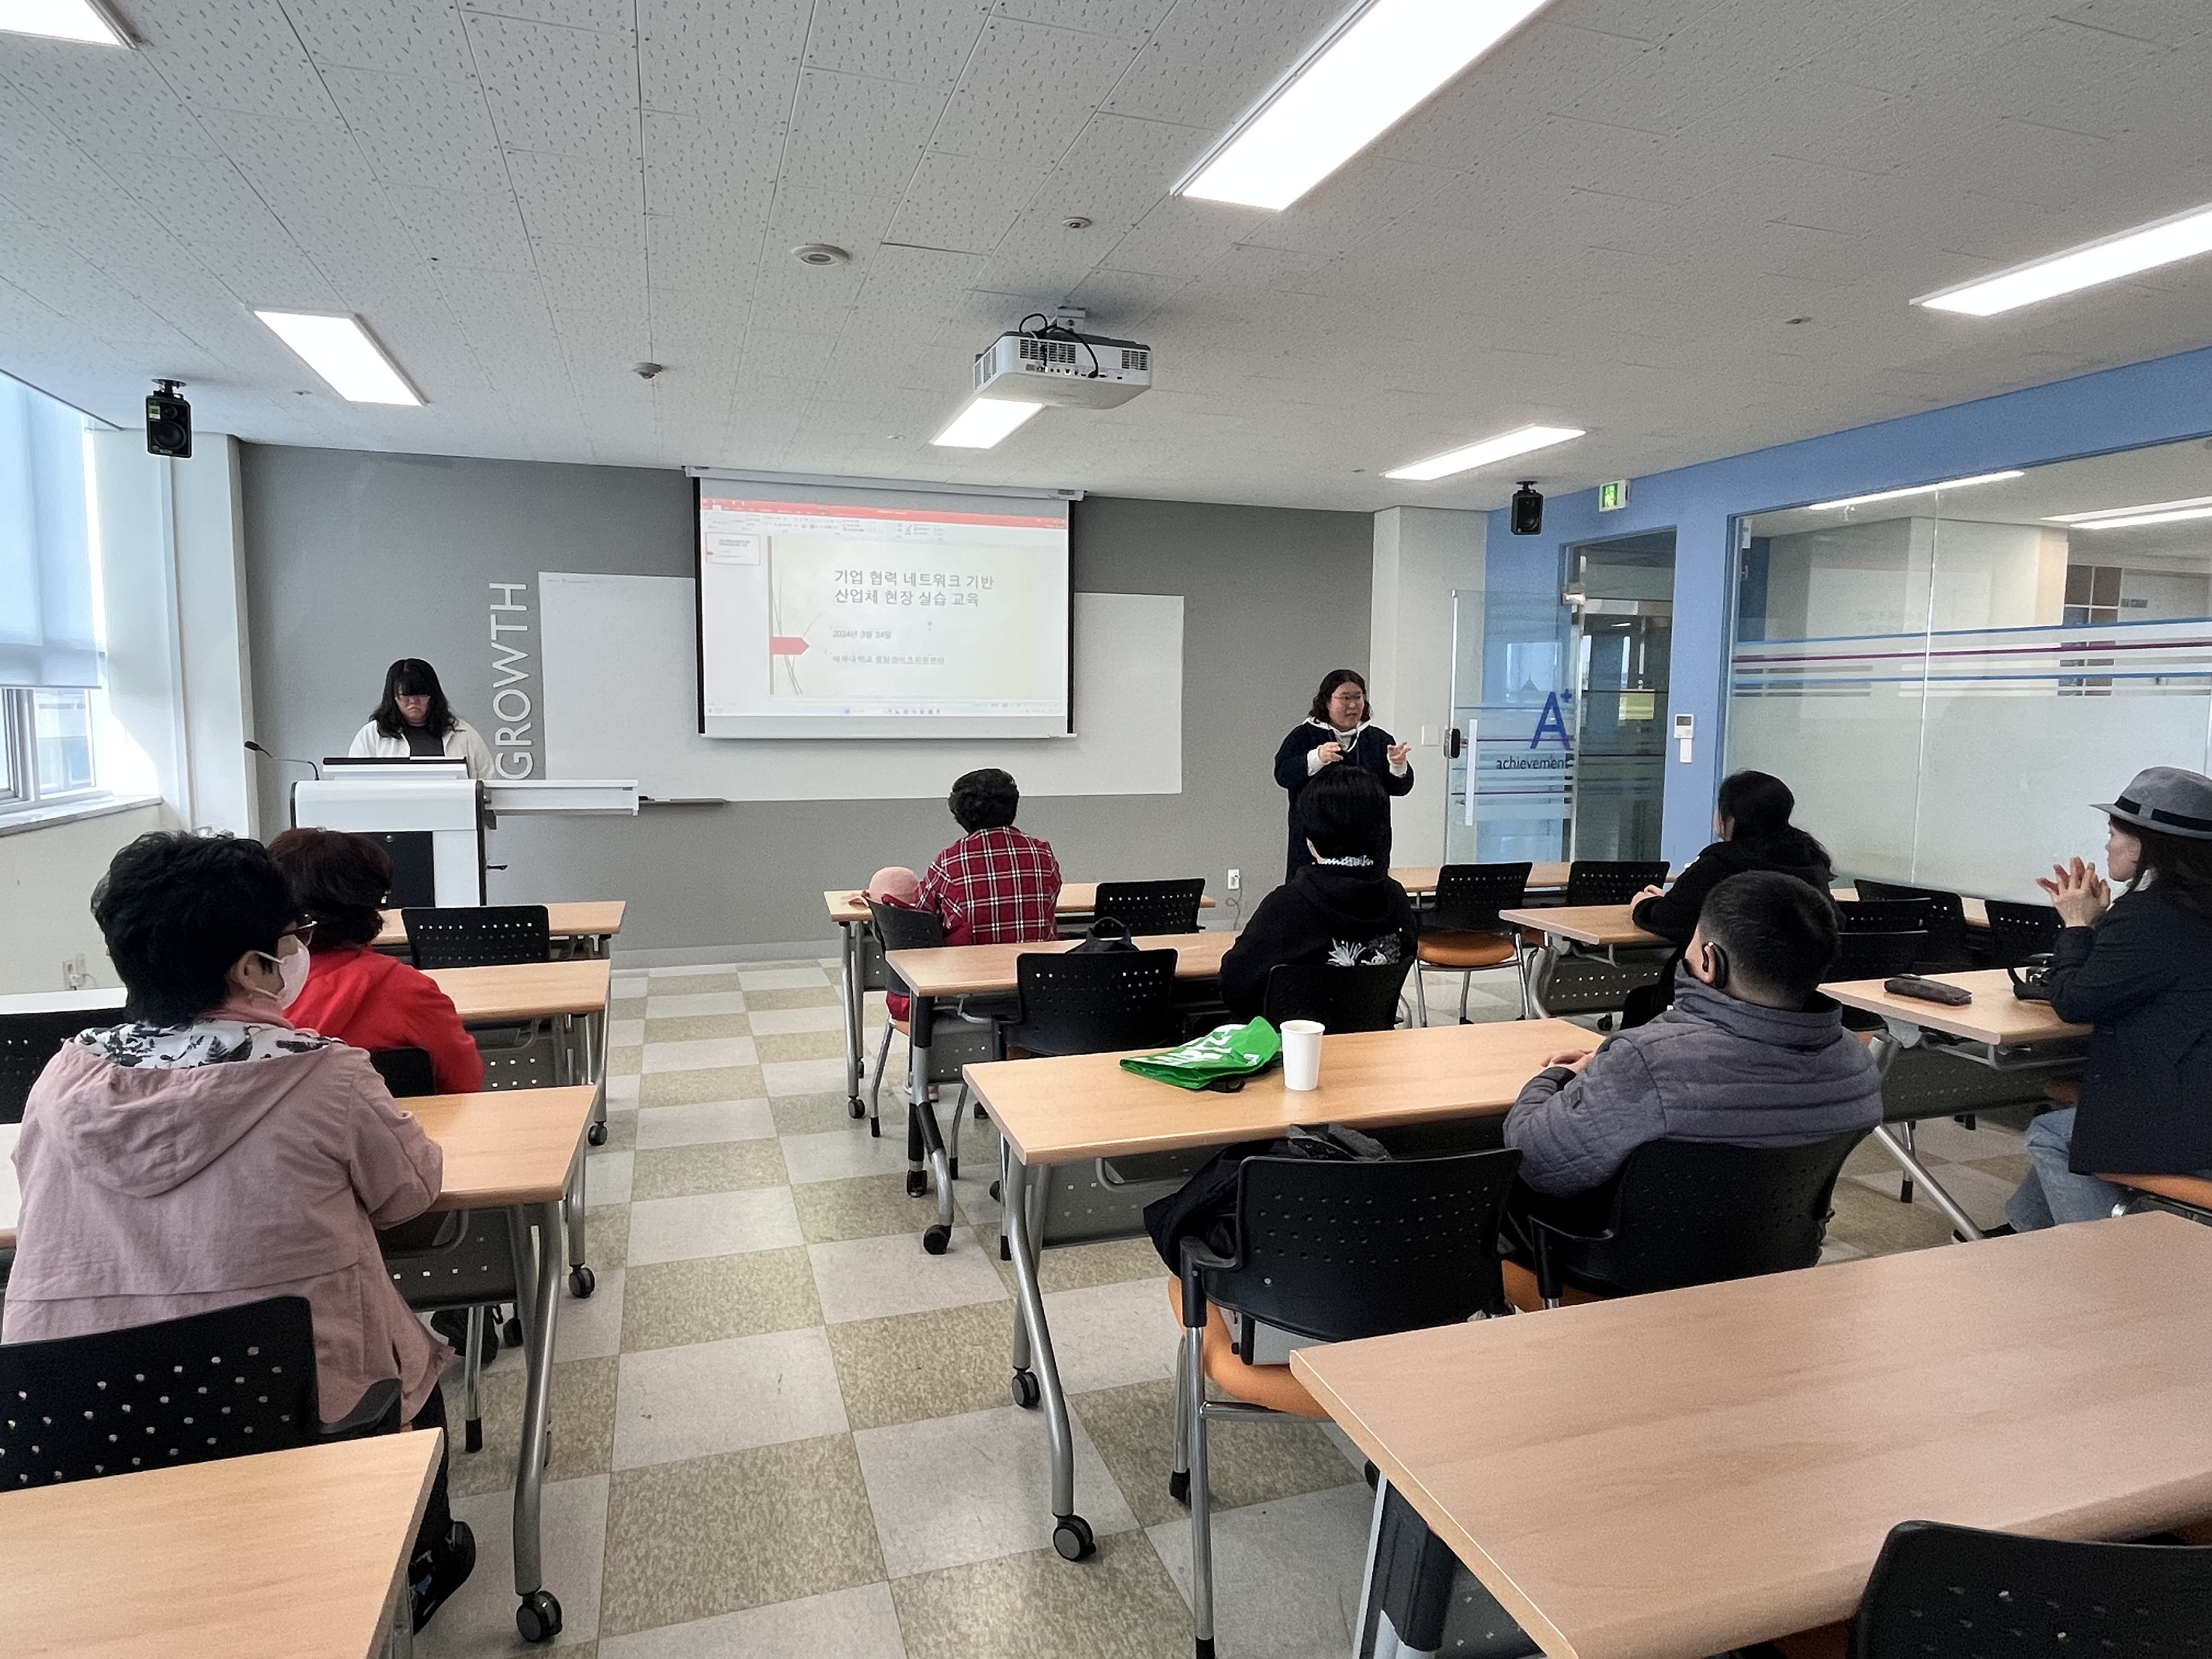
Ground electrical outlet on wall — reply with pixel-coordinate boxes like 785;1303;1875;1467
1226;868;1241;891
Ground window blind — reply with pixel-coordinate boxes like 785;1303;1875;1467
0;373;101;689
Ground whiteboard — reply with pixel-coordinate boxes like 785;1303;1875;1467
538;574;1182;801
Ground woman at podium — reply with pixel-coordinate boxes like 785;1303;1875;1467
347;658;493;779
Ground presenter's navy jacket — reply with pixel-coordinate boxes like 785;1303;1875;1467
1273;721;1413;882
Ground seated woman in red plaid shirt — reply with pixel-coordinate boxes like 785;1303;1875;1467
916;768;1064;946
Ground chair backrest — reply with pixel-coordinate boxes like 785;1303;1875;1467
1561;1130;1868;1296
1852;1520;2212;1659
1852;880;1971;967
1093;879;1205;936
1261;960;1411;1033
1829;930;1926;982
471;1025;560;1089
1427;863;1530;933
368;1045;437;1098
1011;948;1181;1057
1565;860;1671;906
403;904;551;970
0;1009;93;1125
1833;899;1932;934
1983;899;2062;967
0;1296;332;1486
1205;1149;1523;1341
866;898;945;997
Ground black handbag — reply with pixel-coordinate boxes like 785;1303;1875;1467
2008;953;2056;1002
1069;917;1137;954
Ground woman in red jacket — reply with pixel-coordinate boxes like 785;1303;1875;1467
267;828;485;1094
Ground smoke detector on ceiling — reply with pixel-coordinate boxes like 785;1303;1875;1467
791;244;850;267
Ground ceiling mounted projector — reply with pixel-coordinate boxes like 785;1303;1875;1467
973;325;1152;409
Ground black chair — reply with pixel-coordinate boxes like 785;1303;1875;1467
1834;900;1933;934
1983;898;2063;967
1261;959;1411;1034
1830;929;1927;984
1091;879;1205;936
1171;1149;1524;1658
865;900;1000;1143
1524;1130;1868;1306
1;1009;92;1125
1007;949;1181;1058
1852;1520;2212;1659
0;1295;400;1487
1564;860;1671;906
402;905;552;970
1852;879;1976;969
1415;862;1531;1026
369;1044;437;1099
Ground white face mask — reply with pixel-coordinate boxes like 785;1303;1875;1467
256;945;311;1009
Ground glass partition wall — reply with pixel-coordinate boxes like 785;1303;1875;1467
1726;435;2212;901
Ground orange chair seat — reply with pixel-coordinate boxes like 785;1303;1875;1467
1165;1279;1325;1418
1417;932;1516;970
2101;1172;2212;1212
891;1015;911;1035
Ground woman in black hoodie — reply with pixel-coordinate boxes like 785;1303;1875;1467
1618;770;1833;1026
1221;766;1419;1019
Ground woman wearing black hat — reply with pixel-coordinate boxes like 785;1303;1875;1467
2006;765;2212;1231
1273;669;1412;883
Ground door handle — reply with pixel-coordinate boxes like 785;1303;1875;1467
1446;727;1463;759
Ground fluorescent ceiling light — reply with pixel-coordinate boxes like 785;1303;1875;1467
255;311;422;405
0;0;126;43
930;398;1042;449
1916;200;2212;317
2049;495;2212;531
1805;471;2023;512
1384;423;1583;482
1178;0;1555;211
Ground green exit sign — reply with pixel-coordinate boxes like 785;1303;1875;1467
1598;479;1629;512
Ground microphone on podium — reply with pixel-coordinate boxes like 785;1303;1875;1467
244;740;321;780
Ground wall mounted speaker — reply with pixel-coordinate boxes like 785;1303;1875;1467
146;380;191;458
1509;481;1543;536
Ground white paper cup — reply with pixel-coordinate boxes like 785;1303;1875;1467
1280;1019;1324;1092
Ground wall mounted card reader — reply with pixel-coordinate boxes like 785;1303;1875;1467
1673;712;1695;763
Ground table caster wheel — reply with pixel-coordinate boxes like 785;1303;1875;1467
1167;1469;1190;1504
948;1156;960;1180
586;1120;608;1147
989;1179;1002;1201
922;1223;952;1255
503;1316;523;1348
905;1170;928;1198
515;1589;563;1643
869;1116;881;1138
848;1096;865;1119
1052;1514;1096;1561
999;1234;1011;1262
568;1265;596;1298
1012;1369;1040;1409
465;1415;484;1454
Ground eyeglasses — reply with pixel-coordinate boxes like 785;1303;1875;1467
281;918;319;944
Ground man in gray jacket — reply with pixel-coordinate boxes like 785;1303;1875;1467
1505;871;1882;1197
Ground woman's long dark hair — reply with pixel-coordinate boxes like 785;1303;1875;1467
1308;668;1369;724
1717;769;1829;863
2123;821;2212;919
371;658;455;738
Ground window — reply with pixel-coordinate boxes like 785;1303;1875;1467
0;686;97;809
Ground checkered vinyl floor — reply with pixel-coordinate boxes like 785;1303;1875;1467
416;960;2035;1658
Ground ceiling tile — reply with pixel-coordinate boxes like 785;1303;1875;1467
642;113;781;222
933;16;1141;163
1099;0;1355;127
782;70;944;198
467;13;639;159
323;66;510;194
507;148;642;243
803;0;994;89
989;0;1175;42
887;150;1039;253
136;0;338;124
646;215;766;292
388;185;534;269
284;0;473;79
638;0;807;122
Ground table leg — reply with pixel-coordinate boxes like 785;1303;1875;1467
578;1002;605;1144
563;1137;593;1297
1523;944;1558;1019
1002;1154;1093;1559
841;921;866;1117
904;992;956;1251
1864;1026;1983;1242
509;1199;564;1641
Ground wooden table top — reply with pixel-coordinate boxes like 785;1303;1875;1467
1294;1212;2212;1659
1392;862;1572;896
1831;887;1993;928
967;1018;1596;1167
1;1430;440;1659
887;930;1234;998
375;900;627;949
1498;904;1666;948
823;885;1215;925
1821;968;2087;1046
1;1086;595;1250
424;957;611;1022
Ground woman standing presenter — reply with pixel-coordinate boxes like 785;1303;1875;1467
348;658;494;780
1273;668;1412;881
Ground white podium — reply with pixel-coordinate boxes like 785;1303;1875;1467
291;766;638;906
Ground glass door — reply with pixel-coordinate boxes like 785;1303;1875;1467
1564;531;1677;862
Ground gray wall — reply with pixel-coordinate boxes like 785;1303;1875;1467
240;445;1371;953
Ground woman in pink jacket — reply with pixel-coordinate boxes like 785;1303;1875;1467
2;831;475;1630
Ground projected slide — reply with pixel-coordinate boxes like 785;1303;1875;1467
696;490;1071;739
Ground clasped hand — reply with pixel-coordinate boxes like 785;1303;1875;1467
2037;856;2110;927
